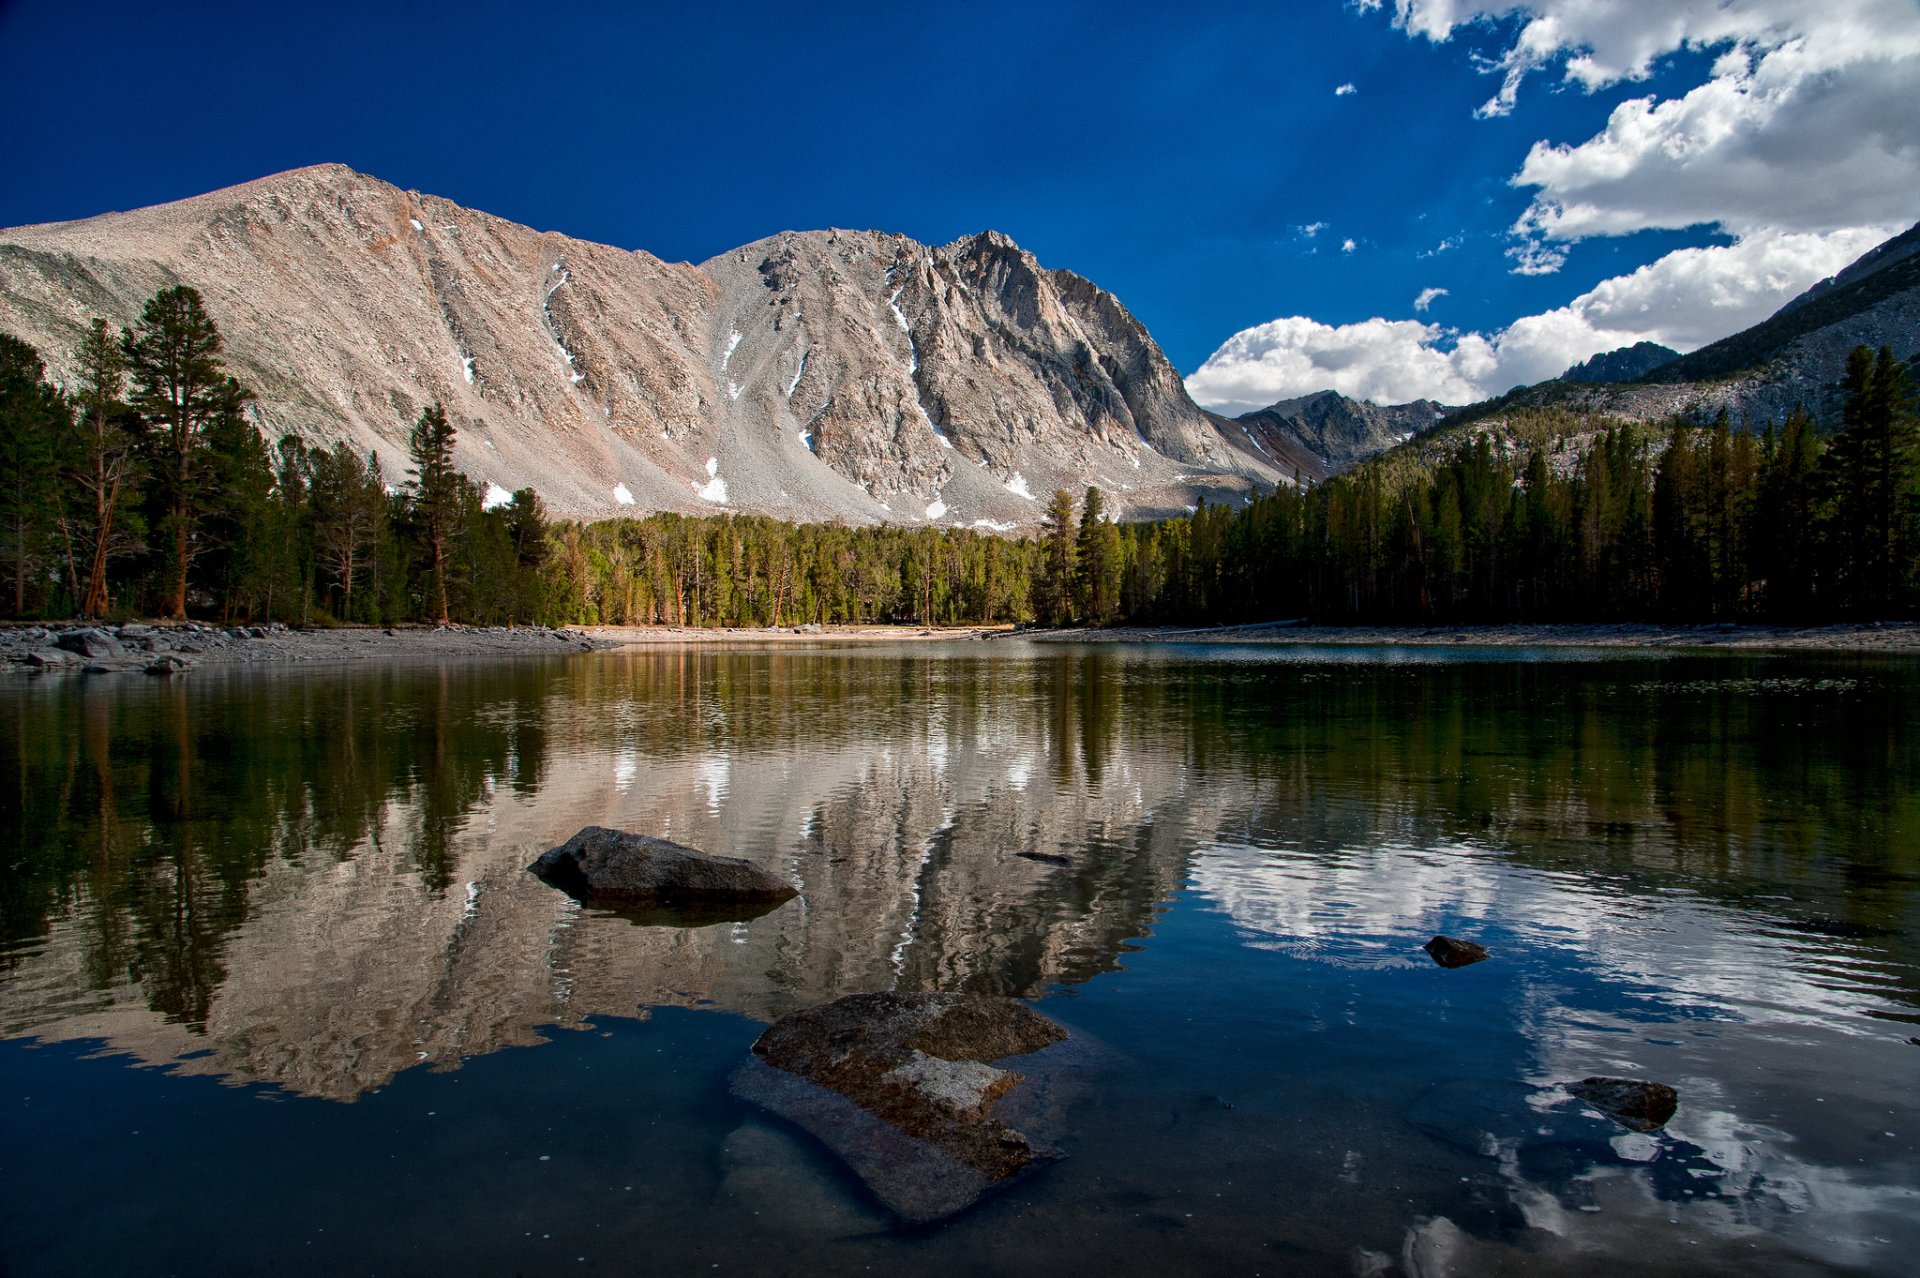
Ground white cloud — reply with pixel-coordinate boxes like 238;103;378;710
1374;1;1920;246
1414;287;1449;312
1418;235;1463;258
1186;225;1887;410
1341;238;1357;253
1335;81;1358;95
1299;221;1329;238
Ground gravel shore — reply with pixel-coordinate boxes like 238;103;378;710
1018;620;1920;653
2;621;616;675
9;617;1917;676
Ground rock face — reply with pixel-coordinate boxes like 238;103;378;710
1566;1076;1679;1132
1423;935;1490;969
528;827;798;911
736;991;1070;1222
0;164;1310;527
1480;220;1920;430
1231;390;1452;475
1559;341;1679;384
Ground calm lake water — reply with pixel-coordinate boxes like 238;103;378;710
2;643;1917;1277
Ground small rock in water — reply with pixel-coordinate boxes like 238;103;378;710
1566;1076;1678;1132
528;827;798;912
145;655;194;676
735;991;1072;1223
1423;935;1490;968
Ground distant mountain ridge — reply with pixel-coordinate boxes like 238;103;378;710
1448;220;1920;430
1228;390;1450;474
0;165;1309;526
1560;341;1679;384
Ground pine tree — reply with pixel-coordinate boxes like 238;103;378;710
1074;486;1120;624
406;402;461;625
197;387;278;620
1754;408;1823;618
1037;488;1078;625
310;443;388;621
1826;345;1918;614
122;286;240;618
63;319;144;619
0;335;66;616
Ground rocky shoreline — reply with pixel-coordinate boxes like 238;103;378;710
1019;619;1920;653
2;621;616;675
8;617;1919;675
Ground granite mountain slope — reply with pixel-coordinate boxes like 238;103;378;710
1461;220;1920;430
0;165;1307;526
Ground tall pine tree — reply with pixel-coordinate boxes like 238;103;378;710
406;402;462;625
123;286;241;618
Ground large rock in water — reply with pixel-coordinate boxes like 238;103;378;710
527;827;798;912
1423;934;1490;968
733;991;1074;1224
1566;1076;1678;1132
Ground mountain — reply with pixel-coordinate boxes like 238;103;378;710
1559;341;1678;384
1456;220;1920;429
0;165;1308;526
1229;390;1452;474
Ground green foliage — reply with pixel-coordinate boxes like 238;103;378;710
0;334;69;615
122;285;245;617
1109;348;1920;626
547;514;1036;628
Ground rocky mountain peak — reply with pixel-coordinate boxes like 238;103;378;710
0;165;1301;527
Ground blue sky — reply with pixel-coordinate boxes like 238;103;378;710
2;0;1915;407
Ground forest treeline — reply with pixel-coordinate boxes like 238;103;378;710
1104;344;1919;626
1;282;1915;628
0;286;554;625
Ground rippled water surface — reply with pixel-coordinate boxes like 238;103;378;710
3;643;1917;1276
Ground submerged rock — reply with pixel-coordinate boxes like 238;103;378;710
1566;1076;1678;1132
1423;935;1490;968
735;991;1073;1223
527;826;798;910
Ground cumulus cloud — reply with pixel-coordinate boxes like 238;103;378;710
1374;1;1920;244
1341;238;1357;253
1185;226;1888;411
1414;287;1449;312
1299;221;1329;238
1335;81;1358;95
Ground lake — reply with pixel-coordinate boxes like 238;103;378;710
2;642;1917;1276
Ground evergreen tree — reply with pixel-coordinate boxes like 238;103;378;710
1753;409;1823;617
406;402;462;625
1073;485;1120;624
1037;488;1078;625
1826;345;1918;614
63;319;144;619
310;443;388;621
122;285;241;618
196;386;279;620
0;335;67;615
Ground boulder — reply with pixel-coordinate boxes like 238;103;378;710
1423;935;1490;968
735;991;1071;1223
1566;1076;1678;1132
145;655;194;676
22;647;71;668
56;628;123;658
527;827;798;910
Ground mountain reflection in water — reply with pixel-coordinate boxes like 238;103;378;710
2;644;1916;1275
